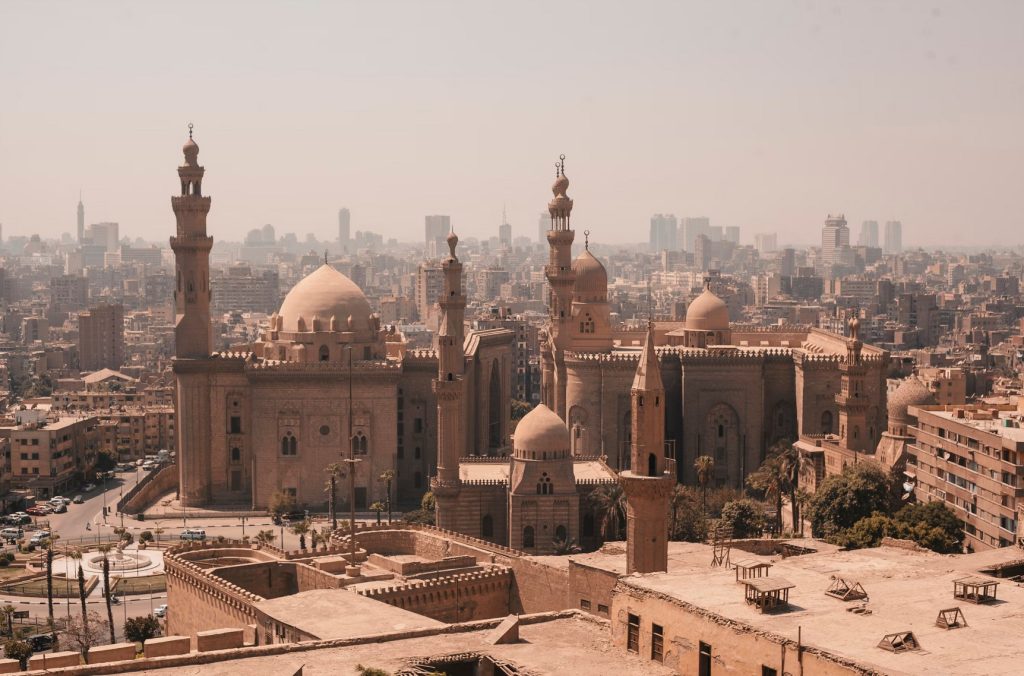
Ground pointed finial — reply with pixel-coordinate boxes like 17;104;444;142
584;230;590;250
559;154;566;174
188;122;194;139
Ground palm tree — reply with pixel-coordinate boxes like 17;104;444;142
1;604;15;637
44;541;55;629
369;501;385;526
325;463;342;531
290;520;311;550
97;545;115;644
153;521;165;547
747;457;785;535
70;548;89;638
773;440;802;534
694;455;715;517
552;536;581;555
254;529;275;547
378;470;395;524
589;483;626;541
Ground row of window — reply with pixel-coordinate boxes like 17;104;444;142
279;432;369;456
625;617;778;675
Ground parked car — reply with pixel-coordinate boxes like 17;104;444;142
7;513;30;525
142;462;156;471
28;634;54;652
25;506;50;516
179;528;206;541
29;532;50;546
72;495;84;504
154;604;168;618
82;483;97;492
0;528;23;541
50;503;67;514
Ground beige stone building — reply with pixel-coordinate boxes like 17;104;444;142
9;415;100;498
169;132;513;510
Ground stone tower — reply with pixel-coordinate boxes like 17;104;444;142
837;317;870;454
620;323;674;574
432;230;465;529
170;125;213;359
170;126;214;507
543;155;575;420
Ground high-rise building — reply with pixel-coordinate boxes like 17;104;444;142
724;226;740;245
884;220;903;255
858;220;879;248
338;208;350;246
78;303;125;371
649;214;677;252
77;194;85;243
537;212;548;245
681;217;710;252
425;215;450;258
820;214;850;265
86;222;120;253
416;260;445;322
754;233;777;254
498;209;512;249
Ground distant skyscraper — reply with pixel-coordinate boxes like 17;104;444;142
884;220;903;255
338;208;350;245
425;214;450;257
754;233;777;254
78;303;125;371
681;217;710;252
779;248;796;276
538;212;548;245
77;194;85;243
499;209;512;249
858;220;879;248
649;214;677;252
820;214;850;264
87;222;119;253
724;226;740;245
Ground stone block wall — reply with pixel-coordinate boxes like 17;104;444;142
28;650;80;669
358;567;512;623
568;560;618;618
165;549;263;644
0;659;20;674
197;627;245;652
121;464;178;514
86;642;137;664
144;635;192;658
506;556;570;614
214;562;297;599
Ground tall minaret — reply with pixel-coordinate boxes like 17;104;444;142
76;193;85;243
170;124;213;359
432;230;465;529
543;155;575;420
620;323;674;574
837;316;870;454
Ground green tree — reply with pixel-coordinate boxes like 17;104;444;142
3;640;31;670
552;536;581;555
511;400;532;421
589;483;626;540
94;451;118;473
268;490;297;518
772;440;802;534
719;499;767;539
254;530;275;547
356;666;391;676
746;456;785;534
892;501;963;552
668;485;708;542
402;491;437;525
44;542;55;630
379;469;395;524
290;520;311;550
139;531;154;544
325;463;342;531
694;455;715;517
124;615;161;644
369;501;385;526
0;606;14;638
805;463;897;538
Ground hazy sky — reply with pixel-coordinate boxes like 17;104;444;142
2;1;1022;247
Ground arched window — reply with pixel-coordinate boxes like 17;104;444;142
718;424;724;438
319;345;330;362
353;432;368;455
481;514;494;537
821;410;834;435
537;472;553;495
281;432;297;456
648;453;658;477
555;525;567;542
231;447;241;463
523;526;535;548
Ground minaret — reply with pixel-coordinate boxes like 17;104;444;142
170;124;213;358
432;230;465;529
76;193;85;244
837;316;870;454
620;323;674;574
543;155;575;420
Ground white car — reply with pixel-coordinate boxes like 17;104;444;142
154;604;167;618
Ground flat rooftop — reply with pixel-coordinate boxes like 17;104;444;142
460;458;616;483
128;614;670;676
610;540;1024;675
254;588;444;640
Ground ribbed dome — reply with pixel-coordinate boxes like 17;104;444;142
277;264;372;333
514;404;569;455
686;287;729;331
888;377;936;421
572;249;608;301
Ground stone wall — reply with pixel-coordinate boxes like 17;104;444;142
505;556;570;614
214;562;298;599
120;464;178;514
357;567;511;623
568;560;618;618
367;553;477;576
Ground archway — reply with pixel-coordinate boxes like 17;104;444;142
705;403;740;487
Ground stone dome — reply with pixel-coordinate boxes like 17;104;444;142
277;264;373;333
888;377;936;421
685;287;729;332
514;404;569;456
572;249;608;301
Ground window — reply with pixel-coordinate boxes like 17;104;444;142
414;418;423;434
537;472;553;495
555;524;567;542
482;514;494;537
597;604;608;614
580;599;591;611
281;432;297;456
230;416;242;434
761;668;777;676
651;624;664;663
319;345;330;362
523;525;535;548
699;642;712;676
353;432;368;455
230;447;241;463
627;614;640;653
414;446;421;459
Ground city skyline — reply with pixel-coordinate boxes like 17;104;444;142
2;1;1023;245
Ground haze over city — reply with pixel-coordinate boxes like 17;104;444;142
3;0;1023;245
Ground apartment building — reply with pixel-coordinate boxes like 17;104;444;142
908;404;1024;551
9;416;100;498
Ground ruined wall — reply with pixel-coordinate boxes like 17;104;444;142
357;568;512;623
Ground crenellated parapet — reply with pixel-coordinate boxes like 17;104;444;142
246;359;401;373
357;566;511;601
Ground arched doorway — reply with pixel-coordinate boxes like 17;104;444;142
705;403;740;487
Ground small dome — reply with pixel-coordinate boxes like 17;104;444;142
552;173;569;196
278;264;372;334
888;377;936;421
446;230;459;258
182;136;199;166
572;249;608;301
514;404;569;455
686;287;729;332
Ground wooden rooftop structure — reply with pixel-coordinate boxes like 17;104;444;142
733;559;772;583
742;576;794;613
953;576;999;604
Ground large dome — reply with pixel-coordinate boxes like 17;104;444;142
514;404;569;456
888;377;936;421
277;264;373;333
686;287;729;332
572;248;608;301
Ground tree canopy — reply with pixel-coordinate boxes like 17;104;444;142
805;463;898;538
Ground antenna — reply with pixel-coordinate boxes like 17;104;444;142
188;122;194;139
584;230;590;250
